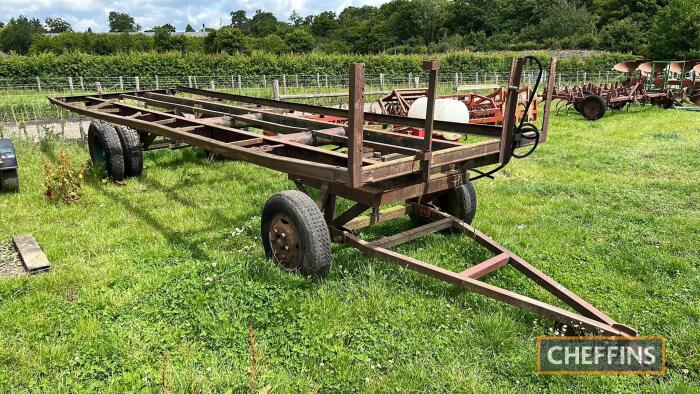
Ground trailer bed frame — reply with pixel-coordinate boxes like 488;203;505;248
48;57;637;337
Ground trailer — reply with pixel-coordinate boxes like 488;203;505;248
47;57;637;337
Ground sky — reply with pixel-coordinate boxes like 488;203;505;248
0;0;389;32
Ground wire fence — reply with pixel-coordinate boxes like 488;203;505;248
0;69;626;129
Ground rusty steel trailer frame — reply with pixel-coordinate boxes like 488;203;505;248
48;57;636;337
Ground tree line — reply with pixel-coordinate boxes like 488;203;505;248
1;0;698;59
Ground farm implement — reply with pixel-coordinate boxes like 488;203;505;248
376;84;539;140
547;59;700;120
47;56;637;337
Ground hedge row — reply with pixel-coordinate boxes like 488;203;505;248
0;51;634;81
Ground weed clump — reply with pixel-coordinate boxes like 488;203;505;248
41;151;87;203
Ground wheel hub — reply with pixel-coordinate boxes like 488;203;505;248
583;101;601;117
268;214;302;271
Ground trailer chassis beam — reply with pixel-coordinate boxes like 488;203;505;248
335;203;638;337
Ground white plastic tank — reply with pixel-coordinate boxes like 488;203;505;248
407;97;469;140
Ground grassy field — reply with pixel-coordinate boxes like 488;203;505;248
0;106;699;392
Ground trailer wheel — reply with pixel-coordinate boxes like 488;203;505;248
411;181;477;226
114;125;143;177
261;190;332;278
88;121;125;181
651;97;673;109
579;95;607;120
0;169;19;193
608;101;626;110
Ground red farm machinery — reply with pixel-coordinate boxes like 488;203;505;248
546;59;700;120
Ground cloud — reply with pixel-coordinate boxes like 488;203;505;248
0;0;390;32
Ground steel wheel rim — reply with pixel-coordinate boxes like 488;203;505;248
268;214;303;271
583;100;601;117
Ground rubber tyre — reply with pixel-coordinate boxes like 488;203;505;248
88;121;125;181
114;125;143;177
411;181;477;226
261;190;332;278
579;95;607;121
572;90;594;114
0;169;19;193
608;101;626;110
651;97;673;109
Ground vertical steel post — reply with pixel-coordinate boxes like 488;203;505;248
421;60;439;186
119;76;124;90
135;76;140;91
155;75;160;89
348;64;365;188
68;77;74;94
36;77;41;92
282;74;287;95
499;58;524;165
540;58;557;144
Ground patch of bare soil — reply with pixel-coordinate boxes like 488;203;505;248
0;241;25;278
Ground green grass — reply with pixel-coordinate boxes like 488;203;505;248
1;106;699;392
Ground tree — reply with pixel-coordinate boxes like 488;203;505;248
649;0;700;58
0;21;4;29
230;10;248;29
45;17;72;33
157;23;176;32
249;10;280;37
600;18;645;53
0;16;45;54
593;0;668;28
258;34;286;54
154;27;185;52
289;11;303;27
310;11;337;37
527;0;599;48
205;26;250;53
284;28;315;52
109;11;139;32
185;24;195;32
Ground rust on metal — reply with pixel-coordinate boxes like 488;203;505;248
47;56;635;338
